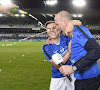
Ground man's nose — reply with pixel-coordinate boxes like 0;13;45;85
50;28;54;32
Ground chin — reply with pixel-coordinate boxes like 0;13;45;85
68;35;72;38
50;37;56;39
52;37;57;39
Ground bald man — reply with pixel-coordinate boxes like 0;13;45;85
0;3;18;15
55;11;100;90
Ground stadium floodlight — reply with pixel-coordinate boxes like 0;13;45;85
0;14;3;17
0;0;11;5
72;14;77;17
78;14;83;17
71;14;83;18
72;0;86;7
21;14;25;17
44;0;58;6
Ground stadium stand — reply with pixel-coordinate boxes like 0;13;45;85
0;9;100;42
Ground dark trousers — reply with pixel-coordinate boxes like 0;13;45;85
75;74;100;90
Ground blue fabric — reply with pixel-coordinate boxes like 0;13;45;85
42;35;71;78
70;25;100;79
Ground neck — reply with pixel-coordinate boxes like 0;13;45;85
65;20;74;38
52;36;60;45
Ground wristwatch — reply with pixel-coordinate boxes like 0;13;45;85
72;65;77;72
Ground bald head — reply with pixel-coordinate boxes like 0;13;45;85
54;11;74;37
54;11;73;33
55;11;73;21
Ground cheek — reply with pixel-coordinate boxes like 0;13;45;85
56;30;60;34
47;32;50;36
60;24;64;30
59;24;62;28
57;25;62;30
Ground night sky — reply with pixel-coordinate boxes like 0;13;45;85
13;0;100;11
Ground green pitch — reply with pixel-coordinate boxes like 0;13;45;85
0;42;100;90
0;42;51;90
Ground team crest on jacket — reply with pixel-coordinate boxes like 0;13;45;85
60;47;64;52
53;46;68;57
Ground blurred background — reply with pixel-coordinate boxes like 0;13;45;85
0;0;100;42
0;0;100;90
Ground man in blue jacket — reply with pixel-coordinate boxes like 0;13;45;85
55;11;100;90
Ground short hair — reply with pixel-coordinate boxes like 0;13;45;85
45;21;55;28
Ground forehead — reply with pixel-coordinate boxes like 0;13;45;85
55;16;61;24
46;23;56;28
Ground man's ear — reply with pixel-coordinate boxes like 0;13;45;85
64;19;68;26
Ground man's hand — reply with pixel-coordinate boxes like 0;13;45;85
72;20;82;26
65;20;82;38
46;38;54;44
0;3;19;15
59;65;74;76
